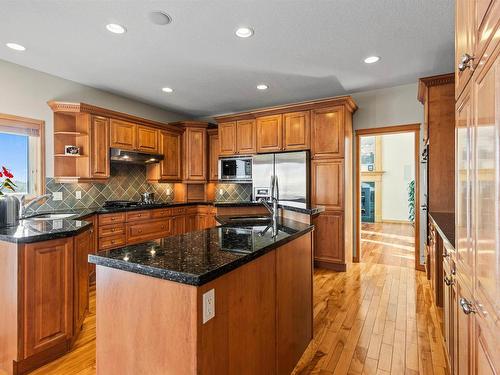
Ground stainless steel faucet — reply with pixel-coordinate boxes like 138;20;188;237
20;193;51;217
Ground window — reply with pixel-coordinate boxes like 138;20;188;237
0;114;45;197
360;136;376;172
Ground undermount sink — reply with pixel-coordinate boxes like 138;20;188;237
30;213;76;220
226;216;272;223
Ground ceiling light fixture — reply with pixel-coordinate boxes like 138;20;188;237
6;42;26;51
257;84;269;90
235;27;254;38
364;56;380;64
162;87;174;93
149;11;172;25
106;23;127;34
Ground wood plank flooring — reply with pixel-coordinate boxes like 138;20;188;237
30;223;446;375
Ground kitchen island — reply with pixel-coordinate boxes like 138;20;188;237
89;218;313;375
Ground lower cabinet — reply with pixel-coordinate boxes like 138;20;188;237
172;215;186;235
313;211;345;268
74;230;91;336
126;218;171;244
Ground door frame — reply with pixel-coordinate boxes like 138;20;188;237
354;123;424;271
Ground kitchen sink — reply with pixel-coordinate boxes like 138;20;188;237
30;213;76;220
225;216;272;223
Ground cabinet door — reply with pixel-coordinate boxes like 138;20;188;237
283;111;310;151
184;128;207;181
454;279;474;375
22;238;73;358
442;258;455;372
185;214;197;232
110;119;136;150
90;116;110;179
172;215;186;235
74;229;90;334
126;219;171;244
455;0;475;98
136;126;159;153
208;131;219;181
219;122;237;155
311;106;344;158
313;211;344;264
256;115;283;152
236;119;256;154
455;89;473;284
159;130;182;181
311;159;344;210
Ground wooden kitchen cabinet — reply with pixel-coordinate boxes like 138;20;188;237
126;219;171;244
136;125;159;153
110;119;136;150
256;114;283;152
22;238;74;359
283;111;310;151
179;122;208;182
311;159;344;211
218;122;237;155
90;116;110;179
311;106;344;159
313;211;345;267
161;130;182;181
208;129;219;181
74;229;91;336
172;215;186;235
236;119;256;154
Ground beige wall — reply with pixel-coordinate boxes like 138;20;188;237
0;59;187;177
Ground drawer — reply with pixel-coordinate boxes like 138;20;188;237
126;210;151;222
99;223;125;238
151;208;172;219
186;206;199;214
172;207;186;216
99;212;126;226
126;219;171;244
99;235;126;251
197;206;209;214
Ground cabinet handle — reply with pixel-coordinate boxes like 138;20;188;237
459;298;476;315
458;53;475;71
444;275;454;286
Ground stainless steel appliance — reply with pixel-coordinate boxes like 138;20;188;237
140;192;155;204
110;148;164;165
218;156;252;182
252;151;309;205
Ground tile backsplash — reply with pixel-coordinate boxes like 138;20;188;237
30;164;174;214
215;183;252;202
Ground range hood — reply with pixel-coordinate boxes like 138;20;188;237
110;148;164;165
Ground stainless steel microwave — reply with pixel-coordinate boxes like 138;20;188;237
218;156;252;182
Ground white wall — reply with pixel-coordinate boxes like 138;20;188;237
380;133;415;222
0;59;187;177
350;83;426;264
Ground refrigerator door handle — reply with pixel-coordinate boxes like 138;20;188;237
275;176;279;200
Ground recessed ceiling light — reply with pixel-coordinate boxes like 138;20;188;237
106;23;127;34
257;84;269;90
149;11;172;25
235;27;254;38
364;56;380;64
6;43;26;51
162;87;174;93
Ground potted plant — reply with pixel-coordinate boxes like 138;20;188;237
0;166;20;227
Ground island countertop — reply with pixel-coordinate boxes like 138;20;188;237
0;218;92;243
89;218;313;286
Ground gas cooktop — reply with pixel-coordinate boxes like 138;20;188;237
103;200;162;208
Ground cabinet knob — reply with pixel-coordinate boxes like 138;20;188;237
459;298;476;315
458;53;475;71
444;275;454;286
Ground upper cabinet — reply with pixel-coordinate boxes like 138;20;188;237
218;120;256;155
159;130;182;181
256;115;283;152
311;106;344;159
90;116;110;179
110;119;136;150
208;129;219;181
283;111;310;151
178;122;208;183
136;125;159;153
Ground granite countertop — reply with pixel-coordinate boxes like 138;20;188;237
0;218;92;244
429;212;455;248
214;201;325;215
89;218;313;286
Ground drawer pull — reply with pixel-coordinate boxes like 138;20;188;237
444;275;454;286
458;53;475;71
459;298;476;315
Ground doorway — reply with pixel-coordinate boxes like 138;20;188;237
355;124;421;270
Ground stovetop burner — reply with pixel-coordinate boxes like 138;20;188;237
103;200;161;208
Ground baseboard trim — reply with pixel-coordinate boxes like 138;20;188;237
314;260;347;272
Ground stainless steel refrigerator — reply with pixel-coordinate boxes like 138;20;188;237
252;151;310;206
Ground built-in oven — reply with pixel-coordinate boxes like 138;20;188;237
218;156;252;182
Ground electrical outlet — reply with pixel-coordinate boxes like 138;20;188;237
202;289;215;324
75;191;82;199
52;192;63;201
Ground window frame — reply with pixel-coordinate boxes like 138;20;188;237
0;113;45;199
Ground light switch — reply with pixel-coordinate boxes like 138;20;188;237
75;191;82;199
52;192;63;201
202;289;215;324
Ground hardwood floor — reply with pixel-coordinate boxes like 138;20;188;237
30;225;445;375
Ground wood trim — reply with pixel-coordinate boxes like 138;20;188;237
47;101;184;133
355;124;421;271
355;123;421;136
417;73;455;103
0;113;46;195
214;95;357;123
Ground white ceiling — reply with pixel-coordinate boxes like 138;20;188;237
0;0;454;118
